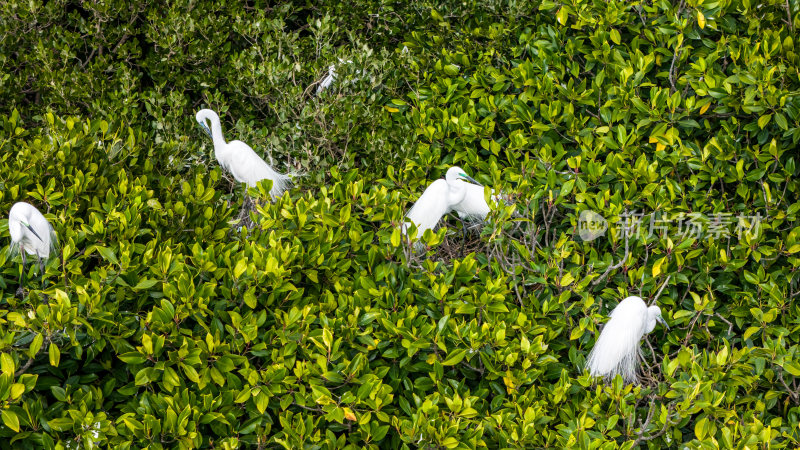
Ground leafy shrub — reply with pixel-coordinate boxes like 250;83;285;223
1;0;800;448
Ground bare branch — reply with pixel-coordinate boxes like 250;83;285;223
786;0;795;33
592;230;630;287
778;370;800;404
714;312;734;336
633;403;675;446
651;275;672;305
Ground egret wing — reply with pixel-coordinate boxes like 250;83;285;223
453;183;493;221
405;179;451;238
225;141;292;199
26;208;55;259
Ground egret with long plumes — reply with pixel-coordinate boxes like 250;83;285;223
454;182;504;222
403;166;489;241
8;202;57;291
195;109;292;200
586;296;668;384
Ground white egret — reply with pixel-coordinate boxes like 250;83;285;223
8;202;57;290
316;65;337;95
586;296;668;384
195;109;292;200
315;59;363;95
402;166;485;240
454;183;503;222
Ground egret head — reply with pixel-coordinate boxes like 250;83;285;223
195;109;217;139
645;305;668;334
445;166;482;186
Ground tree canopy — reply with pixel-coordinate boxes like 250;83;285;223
1;0;799;448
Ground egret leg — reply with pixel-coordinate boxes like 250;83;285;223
458;216;469;254
37;255;45;288
16;249;27;299
19;250;26;286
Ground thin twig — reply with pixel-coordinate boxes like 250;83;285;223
15;335;50;377
779;370;800;404
633;403;675;445
786;0;795;32
592;230;630;286
714;312;734;336
651;275;672;305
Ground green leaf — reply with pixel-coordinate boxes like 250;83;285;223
784;361;800;377
757;114;772;129
243;291;257;308
556;7;568;25
28;334;43;359
2;410;19;432
47;417;73;432
610;29;621;45
775;113;788;130
181;363;200;383
134;278;159;290
135;368;150;385
96;246;119;265
9;383;25;400
234;258;247;279
653;256;666;277
0;353;14;375
559;179;575;198
442;349;468;366
48;343;60;367
51;386;68;402
118;352;146;365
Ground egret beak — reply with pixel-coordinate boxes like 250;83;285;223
656;315;669;330
197;121;212;139
23;223;43;242
459;173;483;186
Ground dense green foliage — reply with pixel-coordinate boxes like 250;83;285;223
1;0;800;447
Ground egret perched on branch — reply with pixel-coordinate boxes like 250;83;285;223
195;109;292;200
316;65;337;95
403;166;490;240
586;296;668;384
8;202;57;290
315;59;362;95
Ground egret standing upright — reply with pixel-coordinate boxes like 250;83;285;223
195;109;292;200
403;166;486;240
8;202;57;293
586;296;668;384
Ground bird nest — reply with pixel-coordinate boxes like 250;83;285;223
435;223;489;261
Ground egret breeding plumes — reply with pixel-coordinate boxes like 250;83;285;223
195;109;292;200
586;296;668;384
402;166;486;240
8;202;57;289
454;182;503;222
